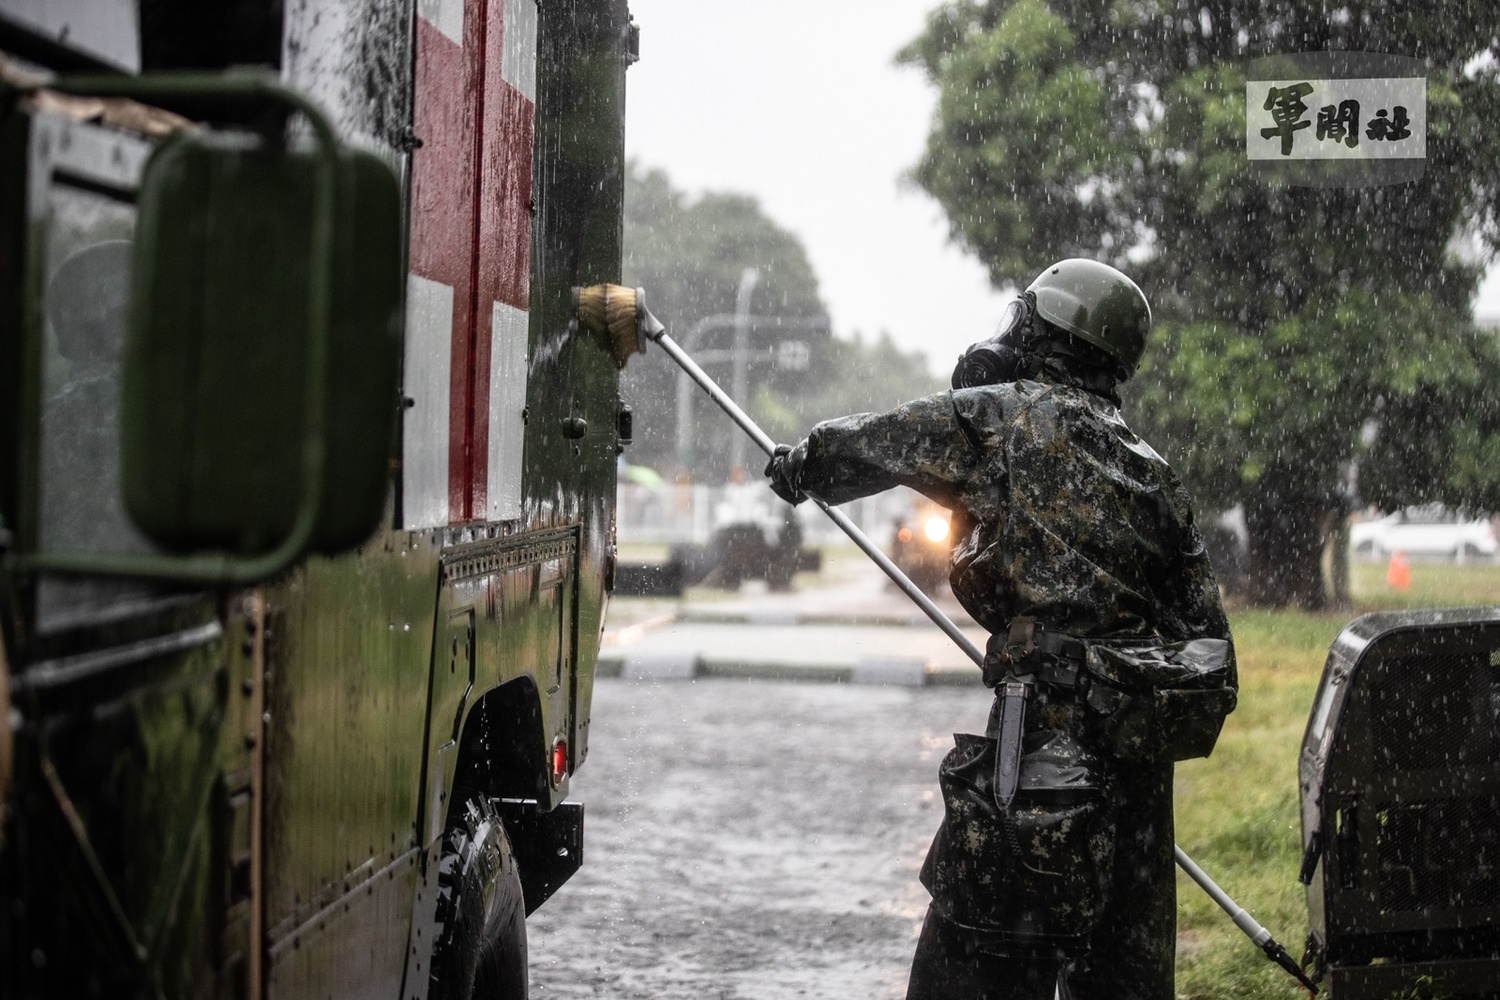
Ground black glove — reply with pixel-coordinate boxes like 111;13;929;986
764;443;805;506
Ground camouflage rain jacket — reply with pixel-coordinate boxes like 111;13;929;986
782;376;1230;644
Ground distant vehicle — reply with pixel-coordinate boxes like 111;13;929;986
1349;507;1498;560
890;501;951;592
612;480;822;595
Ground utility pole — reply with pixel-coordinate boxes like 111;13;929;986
668;268;827;476
728;267;760;478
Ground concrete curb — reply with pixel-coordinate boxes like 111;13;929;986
676;608;979;629
598;653;983;687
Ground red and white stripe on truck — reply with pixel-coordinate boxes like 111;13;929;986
405;0;536;528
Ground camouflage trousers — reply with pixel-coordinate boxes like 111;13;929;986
905;757;1177;1000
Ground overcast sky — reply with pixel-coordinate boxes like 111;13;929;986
622;0;1500;379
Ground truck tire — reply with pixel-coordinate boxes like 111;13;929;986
430;796;528;1000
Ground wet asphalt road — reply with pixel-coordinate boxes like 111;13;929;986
527;677;992;1000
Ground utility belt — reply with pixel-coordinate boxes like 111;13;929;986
920;617;1237;953
981;617;1117;691
984;616;1236;766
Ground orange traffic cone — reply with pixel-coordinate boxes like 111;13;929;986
1386;551;1411;590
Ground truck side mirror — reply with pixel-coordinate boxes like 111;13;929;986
122;129;402;559
24;72;402;583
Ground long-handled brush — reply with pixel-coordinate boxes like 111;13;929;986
575;283;981;660
575;283;1319;996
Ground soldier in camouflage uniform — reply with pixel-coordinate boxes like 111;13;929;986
766;259;1232;1000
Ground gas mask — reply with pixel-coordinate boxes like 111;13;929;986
950;295;1032;390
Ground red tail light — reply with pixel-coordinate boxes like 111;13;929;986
551;740;568;783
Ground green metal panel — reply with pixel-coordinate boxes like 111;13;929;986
4;610;227;997
258;537;438;961
529;0;631;772
442;527;581;806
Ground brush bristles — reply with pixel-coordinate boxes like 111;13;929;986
575;284;645;369
605;285;638;338
575;283;635;332
574;283;615;336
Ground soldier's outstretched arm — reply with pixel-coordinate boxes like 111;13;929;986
780;392;980;507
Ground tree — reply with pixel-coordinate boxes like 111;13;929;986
622;163;939;480
900;0;1500;608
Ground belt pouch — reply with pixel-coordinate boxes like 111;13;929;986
1082;637;1238;762
920;729;1116;956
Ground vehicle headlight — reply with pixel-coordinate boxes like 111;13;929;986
923;516;950;544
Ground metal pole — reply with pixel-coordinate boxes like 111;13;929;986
652;328;983;664
644;317;1318;996
1175;848;1320;993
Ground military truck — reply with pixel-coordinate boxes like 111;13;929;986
0;1;634;996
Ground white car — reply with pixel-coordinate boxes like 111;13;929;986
1349;507;1498;561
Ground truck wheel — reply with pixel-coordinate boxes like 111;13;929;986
430;797;528;1000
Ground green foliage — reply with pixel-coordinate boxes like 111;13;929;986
621;162;825;480
1135;290;1493;512
621;163;938;478
902;0;1500;607
899;0;1126;286
624;164;824;329
1174;603;1325;1000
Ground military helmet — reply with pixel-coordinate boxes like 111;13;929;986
1025;258;1151;377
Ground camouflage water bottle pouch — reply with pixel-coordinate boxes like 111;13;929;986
920;729;1116;957
1081;638;1237;762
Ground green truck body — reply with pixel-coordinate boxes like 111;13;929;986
0;2;632;996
